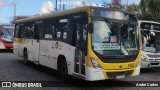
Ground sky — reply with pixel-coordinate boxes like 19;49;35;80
0;0;140;24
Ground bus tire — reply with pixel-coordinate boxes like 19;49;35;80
23;49;28;64
57;58;68;80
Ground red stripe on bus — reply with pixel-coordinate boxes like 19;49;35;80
0;39;13;48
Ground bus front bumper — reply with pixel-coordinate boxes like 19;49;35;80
141;60;160;68
85;65;140;81
4;43;13;49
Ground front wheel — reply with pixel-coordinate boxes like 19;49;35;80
58;60;68;80
23;50;28;64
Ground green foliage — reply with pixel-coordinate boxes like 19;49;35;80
139;0;160;19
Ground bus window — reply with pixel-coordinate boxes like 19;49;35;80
21;23;34;38
56;18;69;40
15;25;19;38
43;20;55;39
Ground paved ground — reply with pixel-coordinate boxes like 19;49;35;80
0;51;160;90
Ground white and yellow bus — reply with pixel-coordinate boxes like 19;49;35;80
139;20;160;68
13;6;141;81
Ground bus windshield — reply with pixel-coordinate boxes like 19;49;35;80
1;29;14;42
141;30;160;53
92;20;139;56
141;22;160;53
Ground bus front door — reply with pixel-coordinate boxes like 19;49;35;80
73;21;87;77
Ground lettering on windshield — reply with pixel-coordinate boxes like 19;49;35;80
93;43;120;50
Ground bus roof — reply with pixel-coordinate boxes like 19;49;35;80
16;6;90;23
138;20;160;24
16;6;136;23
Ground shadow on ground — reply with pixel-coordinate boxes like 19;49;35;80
140;68;160;73
19;61;134;87
0;49;13;53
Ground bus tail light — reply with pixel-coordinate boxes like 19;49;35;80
90;57;102;70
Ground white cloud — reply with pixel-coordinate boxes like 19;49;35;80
71;0;100;7
39;1;55;15
0;0;6;7
90;3;97;6
72;0;90;7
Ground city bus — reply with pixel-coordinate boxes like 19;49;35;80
13;6;141;81
139;20;160;68
0;25;14;50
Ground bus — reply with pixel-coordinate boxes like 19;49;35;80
13;6;141;81
139;20;160;68
0;25;14;50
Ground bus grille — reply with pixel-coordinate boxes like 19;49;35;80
147;54;160;58
106;70;133;79
150;63;159;65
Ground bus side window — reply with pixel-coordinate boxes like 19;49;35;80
56;18;69;40
75;22;87;50
43;20;55;39
21;23;34;38
83;24;87;43
52;26;56;39
76;24;81;48
15;24;20;38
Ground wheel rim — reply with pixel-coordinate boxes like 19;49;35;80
60;64;67;75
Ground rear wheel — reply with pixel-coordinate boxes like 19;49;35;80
23;50;28;64
58;60;68;80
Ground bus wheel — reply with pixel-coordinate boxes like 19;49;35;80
23;50;28;64
58;60;68;80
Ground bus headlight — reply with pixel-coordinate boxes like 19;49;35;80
141;55;147;62
90;57;102;70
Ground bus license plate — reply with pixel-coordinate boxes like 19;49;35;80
116;74;125;79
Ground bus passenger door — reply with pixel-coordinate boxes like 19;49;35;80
73;21;87;77
32;22;42;64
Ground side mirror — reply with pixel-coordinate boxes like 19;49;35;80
88;22;93;33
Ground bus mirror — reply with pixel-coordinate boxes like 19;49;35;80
88;22;93;33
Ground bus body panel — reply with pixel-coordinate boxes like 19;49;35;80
38;40;76;75
141;51;160;68
138;20;160;68
13;38;20;57
0;25;14;50
0;40;5;49
13;6;141;81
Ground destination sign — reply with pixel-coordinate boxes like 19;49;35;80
2;25;14;29
140;22;151;29
153;24;160;30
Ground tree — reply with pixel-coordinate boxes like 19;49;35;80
127;3;139;13
112;0;122;9
102;0;122;9
112;0;121;6
139;0;160;19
